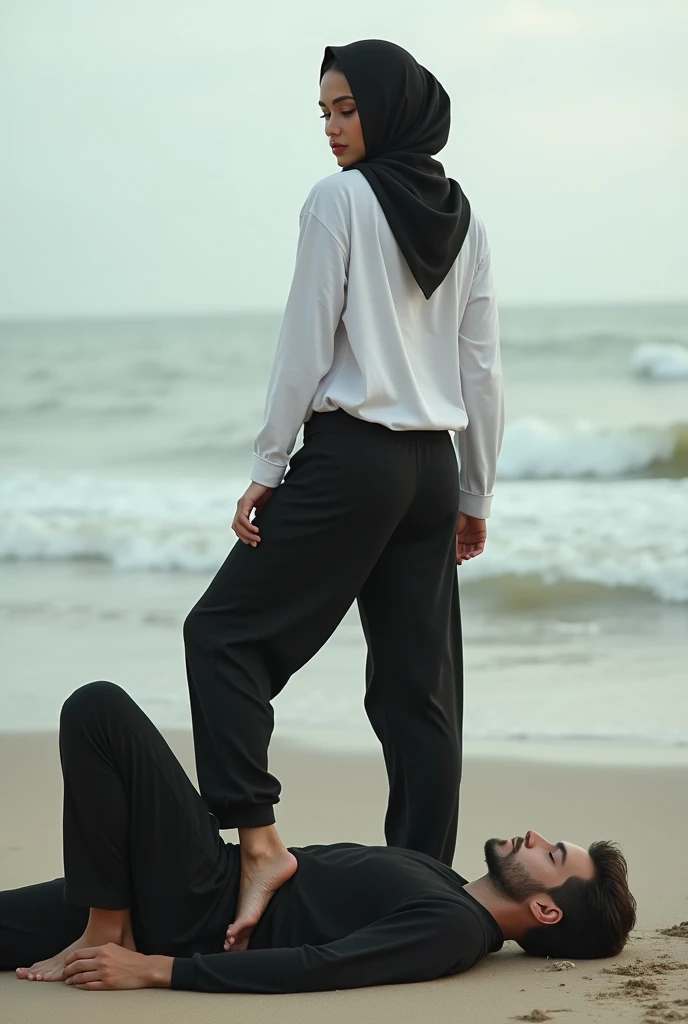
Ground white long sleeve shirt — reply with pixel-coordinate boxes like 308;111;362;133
251;169;504;519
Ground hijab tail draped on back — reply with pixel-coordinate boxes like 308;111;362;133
320;40;471;299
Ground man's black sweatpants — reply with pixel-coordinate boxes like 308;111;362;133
0;681;238;968
184;409;464;865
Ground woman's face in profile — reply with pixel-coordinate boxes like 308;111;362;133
319;69;365;167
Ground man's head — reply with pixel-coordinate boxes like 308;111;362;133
484;830;636;959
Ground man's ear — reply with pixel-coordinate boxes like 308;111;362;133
527;895;563;928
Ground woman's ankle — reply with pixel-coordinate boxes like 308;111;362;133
238;824;284;858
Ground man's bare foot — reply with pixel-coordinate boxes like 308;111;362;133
16;927;136;982
225;841;297;952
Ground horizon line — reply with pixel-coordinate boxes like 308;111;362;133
2;297;688;325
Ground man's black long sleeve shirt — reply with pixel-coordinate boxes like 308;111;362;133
171;843;504;993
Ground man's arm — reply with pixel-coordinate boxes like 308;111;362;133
169;896;485;994
147;955;174;987
455;250;504;520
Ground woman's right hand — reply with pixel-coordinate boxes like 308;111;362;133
232;482;274;547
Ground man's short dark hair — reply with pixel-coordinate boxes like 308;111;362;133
519;840;636;959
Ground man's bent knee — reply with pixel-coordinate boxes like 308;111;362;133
60;680;129;722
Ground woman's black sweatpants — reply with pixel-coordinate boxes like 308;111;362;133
0;681;238;970
184;409;463;866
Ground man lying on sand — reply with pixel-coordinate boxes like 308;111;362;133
1;682;636;994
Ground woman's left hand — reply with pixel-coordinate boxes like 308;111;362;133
232;482;274;546
62;943;165;990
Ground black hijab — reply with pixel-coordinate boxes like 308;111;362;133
320;39;471;300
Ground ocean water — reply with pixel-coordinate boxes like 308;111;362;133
1;304;687;754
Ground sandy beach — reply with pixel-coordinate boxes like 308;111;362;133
1;732;687;1024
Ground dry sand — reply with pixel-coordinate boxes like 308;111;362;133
1;732;687;1024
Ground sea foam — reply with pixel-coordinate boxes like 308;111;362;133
1;473;686;602
630;342;688;380
498;418;684;479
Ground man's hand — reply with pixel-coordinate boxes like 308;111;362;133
62;943;173;991
232;482;274;547
456;513;487;565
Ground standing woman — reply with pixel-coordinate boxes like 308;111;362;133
184;39;504;950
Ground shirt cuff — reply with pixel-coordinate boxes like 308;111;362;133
251;454;287;489
170;957;195;991
458;490;493;519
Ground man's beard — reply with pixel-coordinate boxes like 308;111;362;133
484;838;545;902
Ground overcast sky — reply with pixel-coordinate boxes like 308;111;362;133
1;0;686;317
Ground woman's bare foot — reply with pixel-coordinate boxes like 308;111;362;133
17;925;136;982
224;828;297;952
